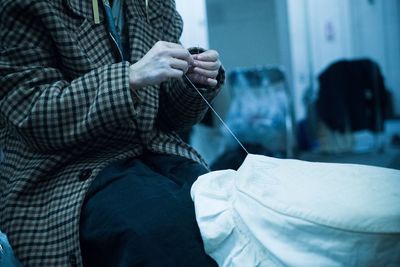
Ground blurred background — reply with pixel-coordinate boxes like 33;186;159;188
176;0;400;170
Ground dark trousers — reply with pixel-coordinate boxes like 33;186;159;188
79;153;217;267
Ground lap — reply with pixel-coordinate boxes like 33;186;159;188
80;153;216;267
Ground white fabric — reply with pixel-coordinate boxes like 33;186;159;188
191;154;400;267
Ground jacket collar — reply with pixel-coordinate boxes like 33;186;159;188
65;0;163;23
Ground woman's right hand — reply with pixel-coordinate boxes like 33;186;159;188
129;41;194;90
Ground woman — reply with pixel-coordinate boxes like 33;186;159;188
0;0;224;265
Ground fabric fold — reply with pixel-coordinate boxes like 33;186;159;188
191;154;400;267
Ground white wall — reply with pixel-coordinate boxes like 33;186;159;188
307;0;353;73
287;0;353;120
175;0;209;49
180;0;400;121
286;0;312;120
206;0;281;71
287;0;400;119
349;0;400;115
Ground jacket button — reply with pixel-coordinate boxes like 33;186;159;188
79;169;92;181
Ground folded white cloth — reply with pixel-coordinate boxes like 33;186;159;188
191;154;400;267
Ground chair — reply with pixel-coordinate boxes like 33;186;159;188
224;66;296;158
211;66;296;171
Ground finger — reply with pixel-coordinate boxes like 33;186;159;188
207;78;218;87
192;67;219;79
170;58;189;73
193;60;221;71
194;50;219;62
167;68;184;79
186;73;207;84
160;41;185;49
187;73;218;87
167;49;194;64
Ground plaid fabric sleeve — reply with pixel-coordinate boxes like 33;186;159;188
156;1;226;132
0;1;138;153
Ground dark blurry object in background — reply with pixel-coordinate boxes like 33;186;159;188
384;89;395;120
316;59;387;133
392;134;400;148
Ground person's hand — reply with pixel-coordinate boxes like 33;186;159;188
186;50;221;88
129;41;194;89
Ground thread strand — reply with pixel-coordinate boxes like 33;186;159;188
184;75;249;155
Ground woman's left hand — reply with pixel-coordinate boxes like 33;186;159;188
186;50;221;88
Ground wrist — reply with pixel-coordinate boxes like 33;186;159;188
129;64;143;90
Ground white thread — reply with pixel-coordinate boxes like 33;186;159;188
145;0;149;23
184;75;249;155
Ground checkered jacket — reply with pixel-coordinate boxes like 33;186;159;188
0;0;224;266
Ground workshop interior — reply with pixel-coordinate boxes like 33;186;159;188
177;0;400;170
1;0;399;266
